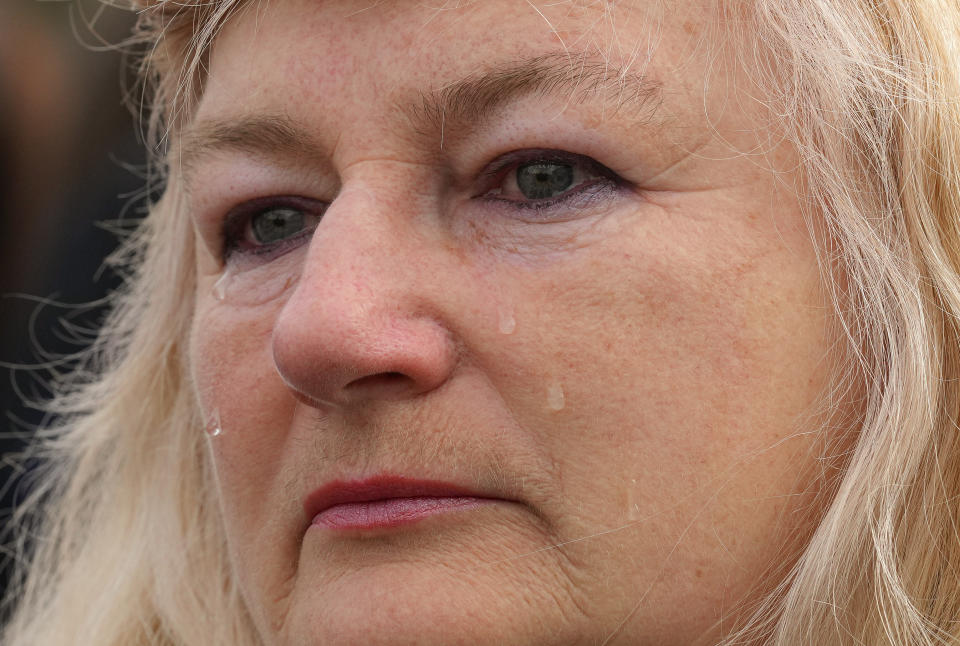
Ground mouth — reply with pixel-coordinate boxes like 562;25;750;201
303;475;503;531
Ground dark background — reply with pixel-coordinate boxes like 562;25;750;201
0;0;146;602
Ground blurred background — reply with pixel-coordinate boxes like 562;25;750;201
0;0;147;602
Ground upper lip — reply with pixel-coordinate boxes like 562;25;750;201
303;475;501;522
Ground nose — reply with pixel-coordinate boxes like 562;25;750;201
271;188;458;407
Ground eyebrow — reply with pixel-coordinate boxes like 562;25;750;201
177;51;662;178
178;115;315;182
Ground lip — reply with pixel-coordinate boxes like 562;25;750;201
303;475;501;531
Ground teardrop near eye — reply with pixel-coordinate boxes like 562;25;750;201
251;208;307;244
516;162;575;200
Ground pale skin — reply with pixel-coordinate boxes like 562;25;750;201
184;1;837;644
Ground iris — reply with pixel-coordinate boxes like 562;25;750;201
515;162;574;200
251;208;306;244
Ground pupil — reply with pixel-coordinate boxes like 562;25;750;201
516;162;574;200
252;209;304;244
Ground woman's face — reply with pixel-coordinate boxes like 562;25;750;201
185;1;835;644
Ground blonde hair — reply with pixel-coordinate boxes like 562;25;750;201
3;1;959;644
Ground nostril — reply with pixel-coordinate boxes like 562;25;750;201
345;372;411;392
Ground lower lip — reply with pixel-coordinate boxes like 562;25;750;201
312;496;488;530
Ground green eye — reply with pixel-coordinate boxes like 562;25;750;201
250;208;307;244
478;150;618;214
221;196;325;261
515;162;574;200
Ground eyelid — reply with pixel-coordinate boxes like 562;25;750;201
481;149;595;181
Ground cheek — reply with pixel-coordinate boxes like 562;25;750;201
507;199;831;520
490;205;832;626
190;298;283;423
189;296;299;538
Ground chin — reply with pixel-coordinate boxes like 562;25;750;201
272;563;589;646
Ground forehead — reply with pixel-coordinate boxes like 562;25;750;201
197;0;722;122
182;0;764;183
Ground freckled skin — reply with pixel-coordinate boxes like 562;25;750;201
185;1;843;645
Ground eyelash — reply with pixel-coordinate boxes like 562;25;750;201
218;150;623;261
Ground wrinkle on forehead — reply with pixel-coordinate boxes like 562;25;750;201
401;50;664;139
177;47;665;185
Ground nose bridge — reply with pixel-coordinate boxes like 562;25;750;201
271;178;456;407
310;186;405;297
299;176;440;316
308;154;437;279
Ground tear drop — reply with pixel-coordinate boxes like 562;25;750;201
205;409;223;437
498;307;516;335
546;382;565;411
626;478;640;521
212;272;231;302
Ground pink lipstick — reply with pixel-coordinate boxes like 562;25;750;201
304;476;496;531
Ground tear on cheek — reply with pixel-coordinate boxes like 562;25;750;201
211;252;304;307
205;408;223;437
